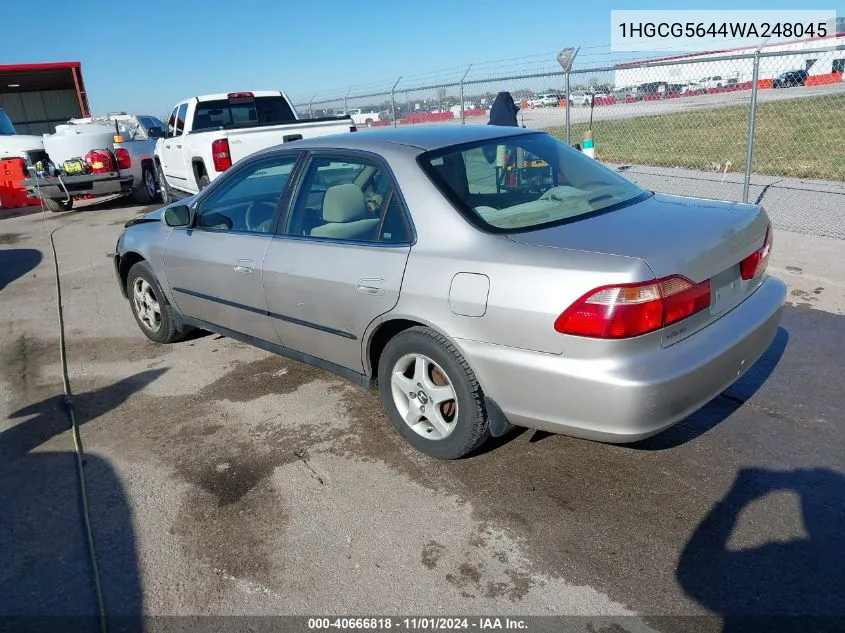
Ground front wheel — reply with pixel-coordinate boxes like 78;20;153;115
378;326;490;459
126;260;185;344
156;163;171;205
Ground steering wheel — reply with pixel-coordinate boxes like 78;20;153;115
245;200;277;233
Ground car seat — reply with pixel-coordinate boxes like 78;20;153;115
309;183;380;241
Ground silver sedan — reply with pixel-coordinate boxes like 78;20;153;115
114;125;786;459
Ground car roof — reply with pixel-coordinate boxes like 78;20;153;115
267;124;538;153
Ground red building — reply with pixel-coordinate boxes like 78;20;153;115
0;62;90;135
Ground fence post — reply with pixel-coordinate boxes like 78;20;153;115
743;50;761;203
460;64;472;124
309;93;316;118
391;77;402;128
565;71;571;144
344;87;352;115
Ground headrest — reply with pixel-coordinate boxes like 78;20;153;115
322;184;368;223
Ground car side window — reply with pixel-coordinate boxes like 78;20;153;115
195;155;300;234
283;156;411;244
174;103;188;137
167;107;179;138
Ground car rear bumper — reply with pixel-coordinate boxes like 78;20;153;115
456;276;787;443
23;173;134;198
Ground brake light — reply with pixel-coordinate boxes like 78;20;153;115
350;125;358;132
227;92;254;99
115;148;131;170
211;138;232;172
84;150;116;174
554;275;712;339
740;226;772;280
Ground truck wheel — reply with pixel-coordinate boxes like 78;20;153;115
132;166;157;204
198;174;210;190
43;197;73;213
156;163;172;204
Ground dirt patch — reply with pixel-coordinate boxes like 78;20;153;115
0;233;24;245
197;355;327;403
421;540;445;569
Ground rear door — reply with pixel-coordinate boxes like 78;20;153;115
262;151;413;372
163;152;303;342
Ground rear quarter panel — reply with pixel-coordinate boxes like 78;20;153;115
362;144;656;360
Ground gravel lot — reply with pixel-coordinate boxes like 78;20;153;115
2;196;844;632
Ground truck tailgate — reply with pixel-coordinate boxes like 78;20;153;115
225;119;354;162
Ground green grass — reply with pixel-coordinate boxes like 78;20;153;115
547;94;845;181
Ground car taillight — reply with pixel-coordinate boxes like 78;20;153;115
115;148;131;170
211;138;232;172
554;275;712;339
84;150;116;174
350;125;358;132
740;225;772;280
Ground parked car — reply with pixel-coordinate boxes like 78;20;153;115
528;94;560;108
682;82;703;94
346;108;382;127
569;91;591;106
114;125;786;460
21;113;166;212
773;70;809;88
0;107;44;160
699;76;725;89
155;91;356;202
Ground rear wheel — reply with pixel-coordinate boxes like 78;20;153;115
126;260;184;344
132;165;157;204
42;197;73;212
378;326;490;459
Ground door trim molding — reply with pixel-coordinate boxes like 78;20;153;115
172;286;357;340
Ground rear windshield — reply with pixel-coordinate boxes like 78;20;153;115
419;132;647;232
192;96;297;132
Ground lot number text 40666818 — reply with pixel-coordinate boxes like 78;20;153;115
307;617;528;630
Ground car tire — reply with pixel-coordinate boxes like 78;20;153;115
132;165;157;204
198;174;210;191
377;326;490;459
126;260;184;344
42;197;73;212
156;162;172;205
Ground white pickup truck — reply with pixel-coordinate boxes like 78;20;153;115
155;90;355;201
346;108;382;127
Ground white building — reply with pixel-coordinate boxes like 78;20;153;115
614;33;845;90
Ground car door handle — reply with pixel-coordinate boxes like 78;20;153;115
176;144;182;149
234;259;255;274
356;278;386;295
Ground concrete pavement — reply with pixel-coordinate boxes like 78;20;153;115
1;200;844;631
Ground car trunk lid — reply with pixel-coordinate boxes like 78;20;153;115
506;193;771;346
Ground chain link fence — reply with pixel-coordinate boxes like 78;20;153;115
295;40;845;239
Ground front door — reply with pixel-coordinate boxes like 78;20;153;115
262;153;414;372
161;103;190;191
163;153;302;342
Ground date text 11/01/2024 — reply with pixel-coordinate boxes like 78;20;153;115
307;618;528;630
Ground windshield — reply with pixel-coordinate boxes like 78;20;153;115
419;132;648;233
0;109;15;135
192;96;297;131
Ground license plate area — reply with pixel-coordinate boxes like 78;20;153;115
710;266;744;316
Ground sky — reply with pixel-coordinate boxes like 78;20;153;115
2;0;840;117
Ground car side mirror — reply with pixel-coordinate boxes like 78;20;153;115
148;127;164;139
164;204;191;227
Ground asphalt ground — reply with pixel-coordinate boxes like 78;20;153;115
1;196;844;632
